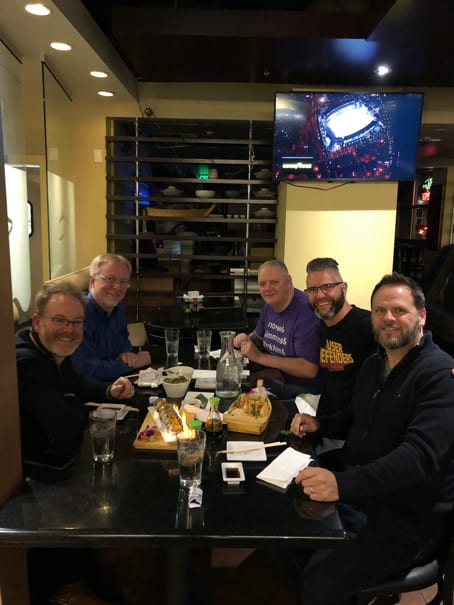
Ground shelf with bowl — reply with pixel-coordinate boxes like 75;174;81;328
106;117;276;321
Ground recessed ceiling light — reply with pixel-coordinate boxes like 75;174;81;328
376;64;391;77
90;71;109;79
50;42;72;52
25;3;50;16
98;91;115;97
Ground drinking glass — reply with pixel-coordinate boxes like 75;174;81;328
196;329;212;358
89;408;116;462
165;328;180;361
176;429;206;487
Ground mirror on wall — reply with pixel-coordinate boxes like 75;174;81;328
43;64;76;279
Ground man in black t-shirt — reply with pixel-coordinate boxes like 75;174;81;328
305;257;375;416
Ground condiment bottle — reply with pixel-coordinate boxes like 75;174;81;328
205;396;223;439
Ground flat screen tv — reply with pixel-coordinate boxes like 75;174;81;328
272;91;424;181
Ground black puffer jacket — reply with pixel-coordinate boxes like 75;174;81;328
319;332;454;512
16;328;110;456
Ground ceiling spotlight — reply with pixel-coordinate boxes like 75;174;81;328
90;70;108;78
376;64;391;77
25;3;50;16
98;91;114;97
50;42;72;51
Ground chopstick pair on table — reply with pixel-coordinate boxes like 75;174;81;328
85;402;139;412
216;441;287;455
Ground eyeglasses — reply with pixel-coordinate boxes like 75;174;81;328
305;282;344;295
41;316;85;329
96;274;130;288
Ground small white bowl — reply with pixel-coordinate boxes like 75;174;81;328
195;189;215;199
161;186;183;197
162;375;191;399
166;366;194;381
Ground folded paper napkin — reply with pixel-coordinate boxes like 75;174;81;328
294;394;319;416
256;447;313;490
137;367;162;388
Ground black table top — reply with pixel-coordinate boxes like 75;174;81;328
0;395;347;549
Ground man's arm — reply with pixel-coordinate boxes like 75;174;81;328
239;337;319;378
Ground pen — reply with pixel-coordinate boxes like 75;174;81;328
217;441;287;455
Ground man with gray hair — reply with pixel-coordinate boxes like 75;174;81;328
234;259;320;395
15;280;134;460
72;253;151;380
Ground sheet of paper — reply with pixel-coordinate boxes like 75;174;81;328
226;441;267;461
295;395;318;416
256;447;313;490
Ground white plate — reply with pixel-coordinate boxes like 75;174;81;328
222;462;245;484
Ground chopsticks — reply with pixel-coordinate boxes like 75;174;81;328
216;441;287;455
85;403;140;412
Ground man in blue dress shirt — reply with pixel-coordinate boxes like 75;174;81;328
72;253;151;380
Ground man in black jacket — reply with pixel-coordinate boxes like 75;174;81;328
16;280;134;459
290;272;454;605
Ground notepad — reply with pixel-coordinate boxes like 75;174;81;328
256;447;313;491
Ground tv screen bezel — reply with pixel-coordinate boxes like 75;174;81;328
272;91;424;183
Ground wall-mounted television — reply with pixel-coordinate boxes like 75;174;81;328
272;91;424;182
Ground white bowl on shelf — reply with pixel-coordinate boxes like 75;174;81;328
161;186;183;197
254;169;271;179
195;189;215;199
254;188;275;198
254;207;275;218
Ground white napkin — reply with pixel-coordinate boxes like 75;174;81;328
137;367;162;388
295;394;319;416
256;447;313;490
226;441;267;461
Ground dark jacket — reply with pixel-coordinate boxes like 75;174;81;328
16;328;111;457
319;331;454;512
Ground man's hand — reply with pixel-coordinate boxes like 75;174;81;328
290;413;320;438
118;352;137;367
135;351;151;368
239;338;262;363
295;466;339;502
118;351;151;369
233;332;249;348
109;376;135;399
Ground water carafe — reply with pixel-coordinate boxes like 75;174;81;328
216;331;241;398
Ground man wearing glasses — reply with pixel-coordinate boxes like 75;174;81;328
72;253;151;380
305;257;375;417
15;280;134;460
234;259;320;396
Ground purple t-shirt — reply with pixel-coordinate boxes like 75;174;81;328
255;288;320;390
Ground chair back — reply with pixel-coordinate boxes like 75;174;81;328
128;322;148;349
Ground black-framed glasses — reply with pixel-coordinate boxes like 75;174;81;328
96;273;130;288
305;282;344;295
41;316;85;329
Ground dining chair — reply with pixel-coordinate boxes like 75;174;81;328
357;509;454;605
127;322;149;351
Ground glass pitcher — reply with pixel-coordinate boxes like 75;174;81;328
216;331;241;398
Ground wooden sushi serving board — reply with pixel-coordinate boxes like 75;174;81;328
133;412;177;451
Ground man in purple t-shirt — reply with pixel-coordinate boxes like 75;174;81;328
233;260;320;393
